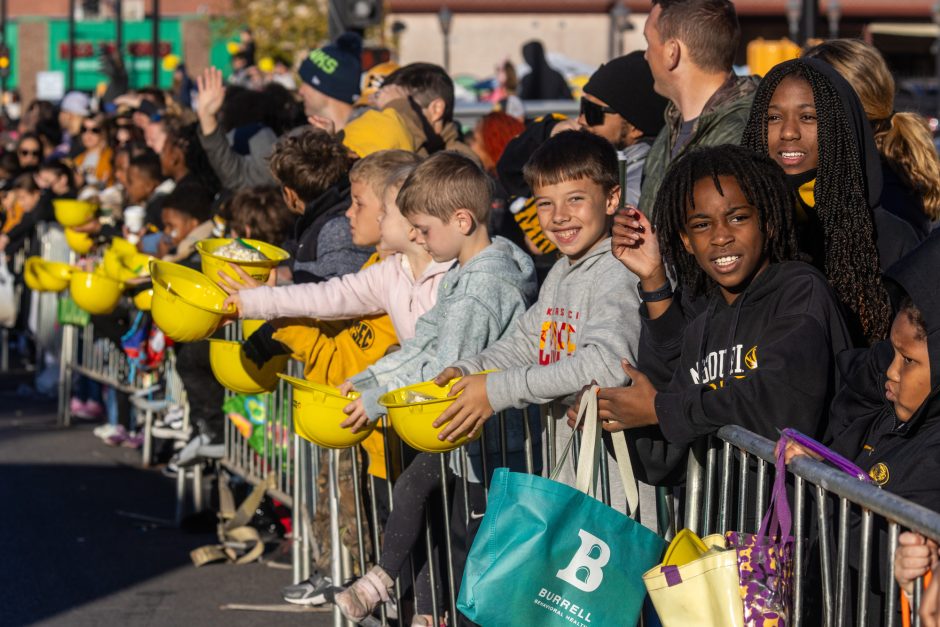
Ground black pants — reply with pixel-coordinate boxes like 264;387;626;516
174;340;225;443
377;452;486;622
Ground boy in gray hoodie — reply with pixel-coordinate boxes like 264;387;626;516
335;151;537;626
434;130;644;515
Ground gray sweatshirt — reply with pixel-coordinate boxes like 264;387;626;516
453;237;645;511
454;237;643;410
198;125;278;191
349;236;538;420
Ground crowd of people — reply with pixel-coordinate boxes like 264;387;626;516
5;0;940;624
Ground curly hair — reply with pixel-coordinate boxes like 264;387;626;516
740;59;892;341
268;128;352;204
652;144;800;297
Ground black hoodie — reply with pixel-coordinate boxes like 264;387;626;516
823;230;940;626
284;176;372;285
829;229;940;511
518;41;572;101
629;261;854;486
780;59;921;275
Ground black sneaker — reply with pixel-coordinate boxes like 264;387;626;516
281;569;333;606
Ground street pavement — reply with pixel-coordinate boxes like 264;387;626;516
0;371;333;627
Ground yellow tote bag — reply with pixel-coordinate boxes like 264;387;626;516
643;530;744;627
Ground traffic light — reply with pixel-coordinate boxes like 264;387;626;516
0;45;11;80
343;0;382;30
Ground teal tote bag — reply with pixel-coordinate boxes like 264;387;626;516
458;387;666;626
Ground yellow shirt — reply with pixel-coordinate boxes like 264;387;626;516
271;253;400;479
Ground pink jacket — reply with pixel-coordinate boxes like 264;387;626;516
239;254;454;341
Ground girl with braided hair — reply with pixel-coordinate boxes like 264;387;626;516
740;57;916;344
804;39;939;238
567;145;853;487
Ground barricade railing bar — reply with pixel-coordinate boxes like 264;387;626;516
684;425;940;627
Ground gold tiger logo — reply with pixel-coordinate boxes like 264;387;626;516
744;346;758;370
869;463;889;486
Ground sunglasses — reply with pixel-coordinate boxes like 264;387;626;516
82;126;102;134
580;97;617;127
18;149;40;157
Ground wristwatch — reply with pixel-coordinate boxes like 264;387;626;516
637;281;673;303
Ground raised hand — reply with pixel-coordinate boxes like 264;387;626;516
196;67;226;135
611;207;666;284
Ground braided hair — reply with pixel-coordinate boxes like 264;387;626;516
652;144;800;297
741;59;892;341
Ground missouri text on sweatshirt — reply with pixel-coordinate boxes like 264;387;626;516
453;237;643;411
631;261;853;486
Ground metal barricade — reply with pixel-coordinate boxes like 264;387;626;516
219;321;297;508
319;411;940;627
683;425;940;627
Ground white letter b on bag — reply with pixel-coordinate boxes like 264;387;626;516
555;529;610;592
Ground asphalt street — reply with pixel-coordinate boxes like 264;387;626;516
0;371;333;627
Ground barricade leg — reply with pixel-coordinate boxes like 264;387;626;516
292;433;303;585
328;449;345;627
684;438;706;534
885;522;901;627
58;323;76;427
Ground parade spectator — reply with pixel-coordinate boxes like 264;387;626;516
638;0;757;216
518;40;572;101
804;39;940;237
741;57;915;343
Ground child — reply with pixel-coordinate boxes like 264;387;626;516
740;57;916;343
792;231;940;625
334;151;538;625
157;181;215;267
433;130;644;513
125;151;171;232
268;128;373;284
221;150;452;340
221;154;450;614
579;144;853;488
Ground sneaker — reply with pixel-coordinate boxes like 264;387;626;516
93;423;122;439
174;434;210;468
334;566;394;623
161;460;179;478
154;406;185;430
74;399;105;420
69;397;84;416
105;429;129;446
99;424;127;443
282;569;333;606
121;432;144;449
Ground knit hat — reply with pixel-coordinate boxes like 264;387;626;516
298;32;363;105
60;91;91;116
583;51;668;137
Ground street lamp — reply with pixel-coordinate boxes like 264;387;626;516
608;1;631;60
827;0;841;39
786;0;801;44
933;1;940;119
438;5;453;74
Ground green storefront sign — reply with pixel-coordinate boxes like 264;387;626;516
41;18;233;92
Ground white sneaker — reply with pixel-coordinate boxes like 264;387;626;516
94;424;124;440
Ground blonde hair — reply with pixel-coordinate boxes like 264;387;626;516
397;151;492;223
804;39;940;219
349;149;422;199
